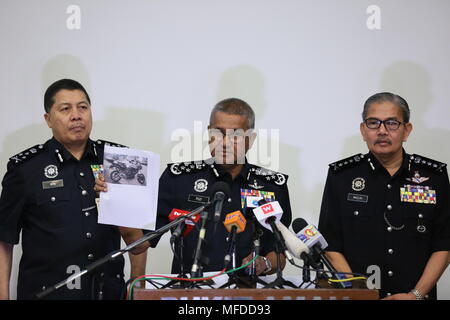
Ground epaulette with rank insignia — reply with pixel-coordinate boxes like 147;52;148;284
248;165;288;186
329;153;365;173
95;139;128;148
8;143;46;168
409;154;447;173
168;160;209;176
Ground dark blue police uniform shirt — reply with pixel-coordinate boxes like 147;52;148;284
318;150;450;299
0;137;125;300
152;159;292;275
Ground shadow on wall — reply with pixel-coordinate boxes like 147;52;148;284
0;54;92;172
341;61;450;161
216;64;268;119
1;54;93;300
92;106;165;165
216;65;320;224
2;54;169;297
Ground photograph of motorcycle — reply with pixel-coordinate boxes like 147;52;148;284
104;154;148;186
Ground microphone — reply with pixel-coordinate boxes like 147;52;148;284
292;218;347;288
274;221;310;260
292;218;328;251
252;201;283;232
223;210;247;233
168;209;200;243
252;200;294;265
210;181;231;224
223;211;247;268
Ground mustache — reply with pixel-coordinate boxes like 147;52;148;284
69;123;85;130
375;138;392;145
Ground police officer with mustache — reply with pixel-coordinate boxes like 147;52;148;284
318;92;450;299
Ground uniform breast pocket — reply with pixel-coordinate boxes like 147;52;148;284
35;189;72;228
342;202;374;235
402;203;435;241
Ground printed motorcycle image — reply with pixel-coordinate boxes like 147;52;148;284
108;159;146;185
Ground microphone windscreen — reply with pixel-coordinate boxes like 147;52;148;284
275;221;310;257
210;181;231;198
292;218;308;234
223;211;247;233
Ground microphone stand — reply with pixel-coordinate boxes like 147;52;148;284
248;223;268;287
299;260;311;289
262;219;297;289
188;210;215;289
311;246;346;289
219;226;253;289
161;236;190;289
263;242;297;289
35;204;208;299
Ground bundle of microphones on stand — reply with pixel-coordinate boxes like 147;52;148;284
164;181;360;290
35;181;364;299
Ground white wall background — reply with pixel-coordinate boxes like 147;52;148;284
1;0;449;299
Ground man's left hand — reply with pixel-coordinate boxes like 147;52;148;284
241;254;269;276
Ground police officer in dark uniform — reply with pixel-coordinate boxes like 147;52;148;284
318;92;450;300
0;79;133;299
153;98;292;277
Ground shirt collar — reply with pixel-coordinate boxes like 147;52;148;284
208;158;252;182
47;137;97;163
366;149;410;175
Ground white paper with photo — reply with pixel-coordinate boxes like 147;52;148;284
98;145;160;229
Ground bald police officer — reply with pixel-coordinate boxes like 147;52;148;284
0;79;145;300
318;92;450;299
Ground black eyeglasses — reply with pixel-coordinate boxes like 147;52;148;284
364;118;404;131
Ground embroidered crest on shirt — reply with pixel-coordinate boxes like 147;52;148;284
44;165;59;179
351;177;365;192
406;171;430;184
194;179;208;193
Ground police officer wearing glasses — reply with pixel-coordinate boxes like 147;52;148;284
318;92;450;300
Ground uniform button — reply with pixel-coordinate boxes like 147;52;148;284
116;274;121;279
388;249;394;254
85;212;91;217
386;293;392;297
82;190;88;196
418;214;424;219
79;172;85;177
387;184;392;189
387;227;393;232
388;271;394;277
50;197;56;202
387;204;392;211
42;286;46;291
88;254;94;260
354;211;359;216
86;232;92;239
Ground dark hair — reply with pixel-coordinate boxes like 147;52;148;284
210;98;255;129
44;79;91;113
362;92;410;123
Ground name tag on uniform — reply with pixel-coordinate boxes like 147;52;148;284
347;193;368;203
42;179;64;189
400;185;437;204
188;194;210;204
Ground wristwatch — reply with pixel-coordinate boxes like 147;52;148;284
410;289;424;300
262;256;272;274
